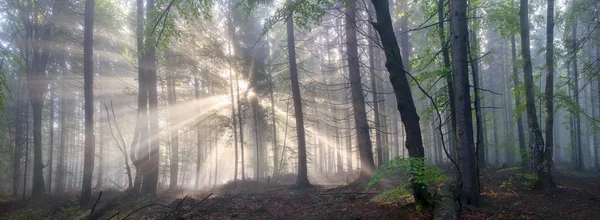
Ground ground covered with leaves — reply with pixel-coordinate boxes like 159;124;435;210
0;168;598;219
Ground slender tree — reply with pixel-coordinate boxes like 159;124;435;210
286;0;310;188
348;0;376;179
519;0;547;185
538;0;556;189
369;0;431;207
511;0;527;169
80;0;95;204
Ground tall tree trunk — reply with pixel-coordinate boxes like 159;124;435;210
369;0;431;207
194;75;203;188
236;65;245;180
23;110;29;199
142;0;160;196
269;70;277;177
286;0;310;188
132;0;146;194
347;0;376;180
438;0;457;160
12;78;24;197
519;0;547;187
168;77;179;189
451;0;482;207
56;81;67;193
367;8;383;167
96;105;104;189
571;12;582;170
538;0;556;189
47;86;55;194
80;0;95;204
253;98;260;179
469;6;485;169
511;0;527;169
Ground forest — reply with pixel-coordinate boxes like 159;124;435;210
0;0;599;219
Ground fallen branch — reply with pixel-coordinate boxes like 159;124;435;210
175;193;213;219
160;195;188;220
122;204;173;220
90;191;103;217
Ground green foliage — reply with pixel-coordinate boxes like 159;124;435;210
487;1;520;39
371;188;413;204
241;0;333;33
367;157;449;204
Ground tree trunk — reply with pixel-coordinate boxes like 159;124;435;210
168;77;179;189
368;3;383;167
23;110;29;199
571;12;582;170
80;0;95;204
96;103;104;190
469;6;485;169
538;0;556;189
347;0;376;180
438;0;457;160
194;75;203;188
132;0;146;194
142;0;160;196
451;0;482;206
47;85;55;195
56;82;67;193
12;78;24;197
369;0;431;207
511;0;527;170
519;0;547;187
286;0;310;188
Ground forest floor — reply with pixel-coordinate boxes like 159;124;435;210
0;167;599;220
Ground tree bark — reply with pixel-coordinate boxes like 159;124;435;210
451;0;482;206
538;0;556;189
142;0;160;196
167;77;179;189
194;75;203;188
347;0;376;180
367;4;383;167
469;6;485;169
511;0;527;170
286;0;310;188
47;85;55;195
519;0;547;187
369;0;430;207
438;0;457;160
571;11;582;170
80;0;95;204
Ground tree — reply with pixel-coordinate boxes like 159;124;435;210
510;0;527;170
367;5;383;167
348;0;376;179
539;0;557;189
167;76;179;189
450;0;482;206
141;0;160;196
469;5;485;169
519;0;547;187
438;0;457;161
369;0;430;207
80;0;96;204
286;0;310;188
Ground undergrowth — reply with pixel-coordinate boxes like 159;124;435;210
367;157;449;206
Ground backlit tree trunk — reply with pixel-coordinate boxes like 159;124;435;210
80;0;95;204
286;0;310;188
